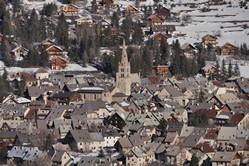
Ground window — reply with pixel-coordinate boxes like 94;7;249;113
121;68;124;72
121;74;124;78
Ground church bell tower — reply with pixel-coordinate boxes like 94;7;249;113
116;40;131;96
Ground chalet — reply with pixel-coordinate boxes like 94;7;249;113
220;43;238;55
165;25;176;35
60;4;80;16
125;5;142;17
155;7;171;18
96;19;112;30
148;15;164;25
181;43;196;59
202;34;218;48
46;45;64;58
153;32;167;43
153;65;170;77
76;17;93;26
201;63;217;77
11;45;29;61
41;38;54;46
51;56;68;70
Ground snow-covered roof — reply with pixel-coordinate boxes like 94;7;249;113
5;67;40;75
15;97;31;104
64;64;97;72
119;101;130;107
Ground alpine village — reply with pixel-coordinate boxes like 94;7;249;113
0;0;249;165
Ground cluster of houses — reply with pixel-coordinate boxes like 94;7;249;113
0;0;249;166
0;39;248;166
1;0;246;73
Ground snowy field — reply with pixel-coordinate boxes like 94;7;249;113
163;0;249;46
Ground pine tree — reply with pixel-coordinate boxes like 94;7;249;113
121;14;133;43
28;9;40;42
213;59;220;80
38;16;47;42
141;46;152;77
130;47;141;73
240;43;248;56
0;0;6;21
102;53;114;74
55;13;69;47
27;47;39;67
91;0;98;14
39;51;49;67
0;69;11;99
228;60;233;78
17;75;26;96
62;0;71;4
117;6;121;16
160;38;169;65
111;11;119;29
0;146;7;164
2;13;12;36
98;149;105;157
132;23;144;45
171;40;181;75
234;63;240;76
221;59;227;81
42;3;58;17
2;39;13;66
43;134;53;150
82;50;89;67
13;0;21;14
157;118;167;135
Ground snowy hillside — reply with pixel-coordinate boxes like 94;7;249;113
161;0;249;46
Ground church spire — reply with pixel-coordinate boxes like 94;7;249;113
121;39;129;65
